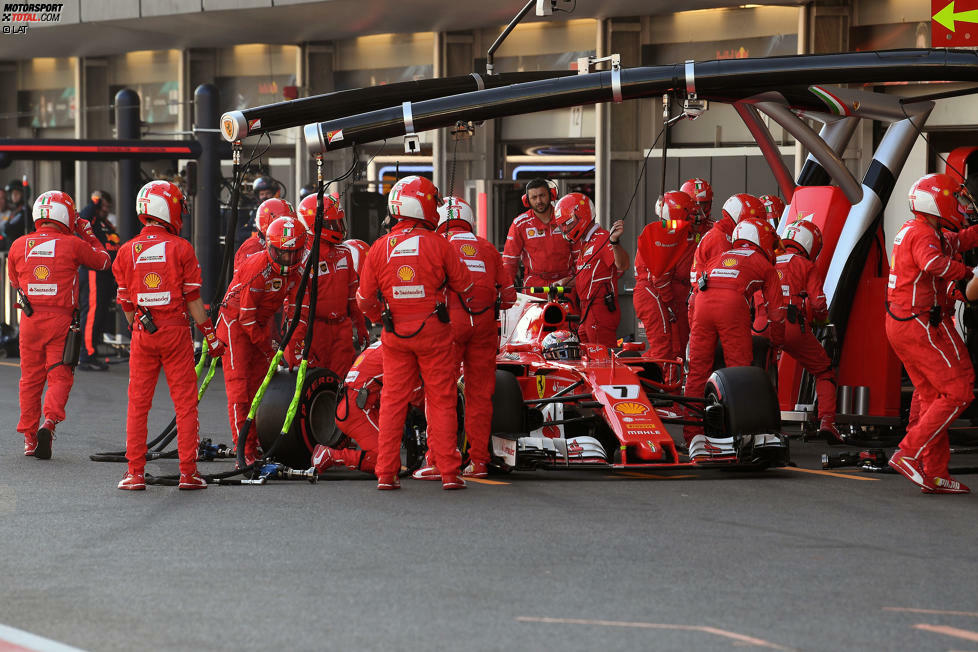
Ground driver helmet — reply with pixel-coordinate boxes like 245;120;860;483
542;329;582;361
265;216;307;269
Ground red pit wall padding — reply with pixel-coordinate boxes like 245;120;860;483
834;226;901;417
776;186;851;411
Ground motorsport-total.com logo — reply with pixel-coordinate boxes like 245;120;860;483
2;2;62;34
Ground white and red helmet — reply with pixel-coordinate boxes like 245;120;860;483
436;196;475;233
343;238;370;275
782;219;823;260
136;180;186;233
255;198;295;238
909;172;973;231
732;217;779;261
680;178;713;218
655;190;696;223
32;191;77;232
297;193;346;244
388;175;442;228
722;193;765;225
553;192;595;243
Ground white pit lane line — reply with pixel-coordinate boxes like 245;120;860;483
0;624;86;652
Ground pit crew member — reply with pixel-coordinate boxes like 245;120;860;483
502;178;574;292
684;217;784;457
218;216;305;466
356;176;473;490
8;191;111;459
112;181;224;490
552;193;628;347
886;173;976;494
234;196;290;271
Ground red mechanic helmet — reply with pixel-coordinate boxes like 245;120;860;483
722;193;765;225
908;172;974;232
265;216;307;269
387;175;442;228
553;192;595;243
136;180;186;233
255;198;296;238
759;194;786;224
782;218;823;260
680;178;713;217
297;193;346;244
655;190;696;223
732;217;779;261
32;190;77;232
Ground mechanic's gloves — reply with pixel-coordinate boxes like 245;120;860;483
197;319;226;358
667;307;677;323
75;218;100;245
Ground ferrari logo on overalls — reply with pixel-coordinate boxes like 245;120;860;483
389;237;398;248
536;374;546;398
134;243;143;254
27;239;35;249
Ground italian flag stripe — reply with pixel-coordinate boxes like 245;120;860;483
809;86;848;116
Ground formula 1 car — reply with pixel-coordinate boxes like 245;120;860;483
488;287;788;472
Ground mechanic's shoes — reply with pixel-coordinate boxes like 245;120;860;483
178;473;208;490
921;474;970;494
888;449;928;490
818;418;844;445
376;474;401;490
441;474;467;490
462;461;489;479
24;432;37;456
311;445;336;473
117;472;147;491
688;435;735;462
412;465;442;481
78;359;109;372
34;419;55;460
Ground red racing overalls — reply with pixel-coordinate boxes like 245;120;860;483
445;229;516;465
886;217;977;477
684;245;784;442
502;208;574;291
356;220;473;479
217;251;300;460
574;224;621;347
113;224;205;475
8;226;110;446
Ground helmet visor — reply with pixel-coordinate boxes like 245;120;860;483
270;245;302;268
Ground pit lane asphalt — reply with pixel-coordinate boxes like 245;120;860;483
1;359;976;652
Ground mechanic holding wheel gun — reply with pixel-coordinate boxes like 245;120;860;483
217;210;305;468
502;178;575;295
683;217;784;461
356;176;473;491
287;193;365;377
551;193;629;347
409;196;516;481
112;181;225;491
886;173;978;494
7;191;110;460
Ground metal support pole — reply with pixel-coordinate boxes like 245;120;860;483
115;88;140;242
194;83;221;305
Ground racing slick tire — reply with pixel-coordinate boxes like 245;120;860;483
255;367;342;470
705;366;786;468
713;336;778;390
490;370;525;436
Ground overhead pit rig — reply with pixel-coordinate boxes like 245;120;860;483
217;49;978;461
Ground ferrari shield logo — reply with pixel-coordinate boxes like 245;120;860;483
536;374;546;399
134;243;143;254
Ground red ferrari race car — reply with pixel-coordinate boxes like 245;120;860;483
488;287;788;472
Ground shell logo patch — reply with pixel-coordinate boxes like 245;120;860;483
397;265;416;282
460;244;477;257
777;269;784;280
614;401;649;416
721;257;738;268
32;265;50;280
143;272;162;289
